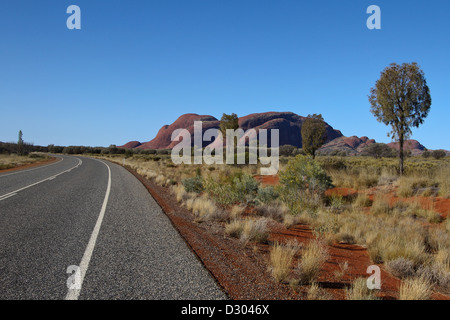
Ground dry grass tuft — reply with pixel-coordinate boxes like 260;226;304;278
345;278;378;300
399;276;433;300
306;282;333;300
296;239;329;284
269;242;299;283
225;218;269;244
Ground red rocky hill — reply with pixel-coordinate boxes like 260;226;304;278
119;112;343;149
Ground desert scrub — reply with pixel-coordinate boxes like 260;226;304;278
311;209;341;244
399;276;432;300
352;193;372;208
397;175;433;197
345;278;378;300
0;153;49;170
370;192;392;215
283;212;313;228
181;175;204;193
229;205;246;219
185;195;227;222
225;218;269;244
204;173;259;207
416;263;450;293
225;220;244;238
269;242;300;283
386;257;416;279
256;186;279;204
296;239;329;284
279;155;333;195
171;184;187;203
254;203;288;222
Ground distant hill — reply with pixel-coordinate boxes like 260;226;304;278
119;112;343;149
118;112;445;156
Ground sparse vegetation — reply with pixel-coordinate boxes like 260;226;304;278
269;242;300;283
399;276;433;300
0;153;50;170
92;147;449;299
295;240;329;284
345;278;378;300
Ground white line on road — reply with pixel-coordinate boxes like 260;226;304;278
65;159;112;300
0;157;63;178
0;193;17;201
0;158;82;200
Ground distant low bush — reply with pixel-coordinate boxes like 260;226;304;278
431;150;446;160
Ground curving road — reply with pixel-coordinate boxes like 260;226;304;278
0;155;226;300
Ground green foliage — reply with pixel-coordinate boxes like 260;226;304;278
279;155;333;194
181;176;204;193
369;62;432;174
279;145;297;157
256;186;279;204
204;173;259;207
219;113;239;135
17;130;24;155
301;114;327;158
233;173;259;195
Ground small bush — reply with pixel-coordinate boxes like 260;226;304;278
204;174;259;207
182;176;204;193
279;155;333;195
416;263;450;292
386;257;416;279
256;186;279;204
431;150;446;160
255;203;287;222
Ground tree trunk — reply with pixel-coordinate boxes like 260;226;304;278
399;136;404;176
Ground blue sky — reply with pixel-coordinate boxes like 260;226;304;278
0;0;449;149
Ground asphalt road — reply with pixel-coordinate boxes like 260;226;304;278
0;155;226;300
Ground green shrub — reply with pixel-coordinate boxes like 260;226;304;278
256;186;279;204
204;173;259;207
181;176;204;193
280;155;333;194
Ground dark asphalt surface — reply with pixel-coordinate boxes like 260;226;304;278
0;155;226;300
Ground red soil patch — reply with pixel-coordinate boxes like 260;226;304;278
0;157;59;174
326;187;450;219
269;222;449;300
268;223;403;300
254;175;279;186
